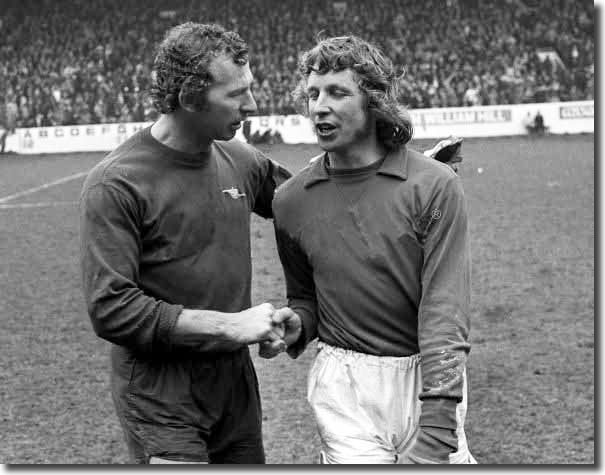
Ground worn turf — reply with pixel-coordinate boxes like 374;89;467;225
0;135;594;463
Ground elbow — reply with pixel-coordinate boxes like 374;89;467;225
86;298;133;347
88;306;123;345
85;294;168;355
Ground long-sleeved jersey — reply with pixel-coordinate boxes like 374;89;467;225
272;147;471;434
79;126;291;357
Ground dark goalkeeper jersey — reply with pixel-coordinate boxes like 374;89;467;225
80;127;290;357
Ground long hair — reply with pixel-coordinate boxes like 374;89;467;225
293;35;413;149
149;22;249;114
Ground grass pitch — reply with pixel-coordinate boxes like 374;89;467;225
0;135;594;463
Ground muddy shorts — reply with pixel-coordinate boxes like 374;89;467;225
110;345;264;464
308;342;477;464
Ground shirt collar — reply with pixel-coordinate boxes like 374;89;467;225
303;153;330;188
377;147;409;181
303;147;408;188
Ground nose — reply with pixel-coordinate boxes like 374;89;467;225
310;91;331;118
241;90;257;115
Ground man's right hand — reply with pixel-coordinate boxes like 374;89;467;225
258;307;302;359
228;303;285;344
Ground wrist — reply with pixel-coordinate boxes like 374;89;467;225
175;308;231;340
216;310;242;342
408;426;457;464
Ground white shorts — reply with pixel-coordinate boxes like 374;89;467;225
307;342;478;464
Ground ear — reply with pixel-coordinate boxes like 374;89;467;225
178;76;207;112
178;89;199;113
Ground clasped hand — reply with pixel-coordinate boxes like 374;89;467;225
258;307;301;359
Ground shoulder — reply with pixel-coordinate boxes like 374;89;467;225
214;139;266;163
407;147;458;182
214;139;280;177
406;147;461;193
273;157;318;208
403;148;465;218
214;139;292;183
272;157;324;229
82;129;151;194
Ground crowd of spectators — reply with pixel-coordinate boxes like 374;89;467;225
0;0;594;128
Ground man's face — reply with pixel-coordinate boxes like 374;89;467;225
306;68;373;155
194;55;257;141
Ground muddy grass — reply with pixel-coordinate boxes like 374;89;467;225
0;135;594;463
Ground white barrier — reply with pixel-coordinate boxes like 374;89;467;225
5;101;593;155
9;122;153;155
410;101;593;138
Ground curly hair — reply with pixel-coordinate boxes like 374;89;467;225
149;22;249;114
293;35;413;149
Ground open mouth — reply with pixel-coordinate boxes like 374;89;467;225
316;123;337;137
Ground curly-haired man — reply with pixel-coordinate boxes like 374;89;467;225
80;22;299;464
266;35;477;464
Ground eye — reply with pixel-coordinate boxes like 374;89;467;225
307;90;318;101
229;88;250;98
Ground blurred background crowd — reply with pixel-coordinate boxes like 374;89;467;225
0;0;594;128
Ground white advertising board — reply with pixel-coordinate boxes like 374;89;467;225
5;101;593;154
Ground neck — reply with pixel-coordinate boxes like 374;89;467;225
327;141;387;169
151;112;213;154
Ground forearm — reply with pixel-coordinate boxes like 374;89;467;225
412;319;467;462
173;302;283;353
171;308;246;353
418;328;469;426
417;284;471;433
273;226;318;358
286;298;318;357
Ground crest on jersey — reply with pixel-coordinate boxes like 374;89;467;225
222;187;246;199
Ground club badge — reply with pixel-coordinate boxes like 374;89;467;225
222;187;246;199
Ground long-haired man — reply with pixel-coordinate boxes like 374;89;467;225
267;35;476;464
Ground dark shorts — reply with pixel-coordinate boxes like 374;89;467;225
110;345;265;464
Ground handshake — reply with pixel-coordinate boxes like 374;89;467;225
241;303;302;359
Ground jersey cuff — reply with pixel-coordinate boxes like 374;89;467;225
156;302;185;354
287;300;317;357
